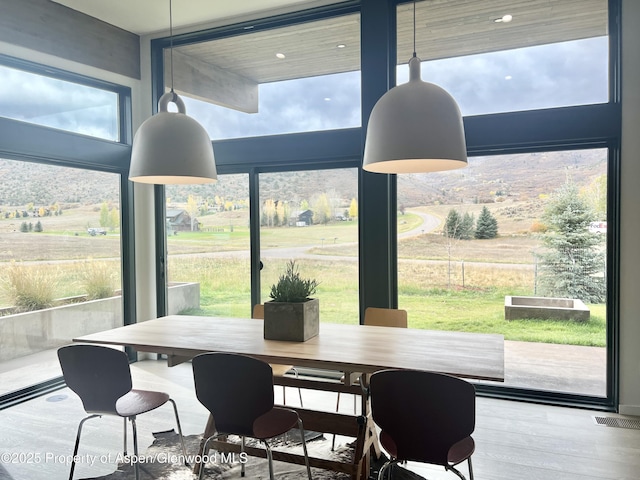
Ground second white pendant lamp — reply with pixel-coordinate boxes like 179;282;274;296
362;1;467;174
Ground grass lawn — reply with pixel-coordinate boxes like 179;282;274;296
400;289;606;347
167;256;606;347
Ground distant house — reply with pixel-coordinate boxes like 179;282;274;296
166;209;199;232
289;209;314;226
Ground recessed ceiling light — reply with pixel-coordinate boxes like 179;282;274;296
494;14;513;23
336;44;346;49
324;97;331;101
505;75;512;80
275;53;286;59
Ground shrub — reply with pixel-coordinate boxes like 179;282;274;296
269;260;319;302
530;221;547;233
82;261;116;300
3;263;55;311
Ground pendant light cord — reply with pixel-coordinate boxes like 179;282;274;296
412;0;417;58
169;0;175;95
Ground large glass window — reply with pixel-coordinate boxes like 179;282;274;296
396;0;608;116
165;175;251;317
0;158;123;396
397;149;608;397
168;11;361;140
0;61;120;141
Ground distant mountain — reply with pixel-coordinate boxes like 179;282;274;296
0;159;119;206
0;149;606;208
397;149;606;207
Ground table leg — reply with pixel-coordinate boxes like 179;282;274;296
359;374;381;465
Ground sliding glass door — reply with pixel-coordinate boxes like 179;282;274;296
258;168;359;325
165;174;251;317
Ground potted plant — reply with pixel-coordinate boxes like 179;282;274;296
263;260;320;342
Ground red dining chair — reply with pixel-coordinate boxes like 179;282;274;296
192;352;313;480
369;369;476;480
57;344;187;480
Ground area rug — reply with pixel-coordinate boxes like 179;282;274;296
84;430;425;479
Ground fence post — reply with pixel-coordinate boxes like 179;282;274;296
462;260;465;288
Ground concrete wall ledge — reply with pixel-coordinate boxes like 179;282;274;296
0;282;199;362
505;295;590;322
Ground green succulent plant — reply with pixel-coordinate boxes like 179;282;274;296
269;260;319;303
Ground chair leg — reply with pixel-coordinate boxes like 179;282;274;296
297;418;313;480
468;457;474;480
292;367;304;407
123;417;128;455
262;440;276;480
332;391;341;451
449;464;468;480
377;459;396;480
198;433;222;480
68;414;100;480
241;436;246;477
168;398;188;465
130;416;139;480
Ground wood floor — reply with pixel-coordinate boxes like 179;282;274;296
0;359;638;480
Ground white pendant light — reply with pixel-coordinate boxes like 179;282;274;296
129;0;217;184
362;1;467;174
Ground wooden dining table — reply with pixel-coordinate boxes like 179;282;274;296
74;315;504;479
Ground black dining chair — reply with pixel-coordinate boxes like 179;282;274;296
369;369;476;480
192;352;313;480
58;344;187;480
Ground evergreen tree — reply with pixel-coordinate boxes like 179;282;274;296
460;212;475;240
444;209;474;239
444;209;462;238
34;221;43;232
20;222;28;232
475;206;498;239
538;182;605;303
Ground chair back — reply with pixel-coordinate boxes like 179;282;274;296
58;344;133;415
252;304;265;319
364;307;408;328
370;369;475;466
192;353;275;437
